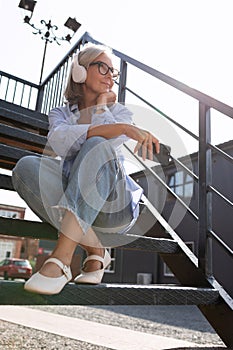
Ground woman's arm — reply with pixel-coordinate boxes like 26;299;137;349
91;91;160;160
87;123;160;161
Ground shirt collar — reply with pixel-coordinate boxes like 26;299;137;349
69;104;79;112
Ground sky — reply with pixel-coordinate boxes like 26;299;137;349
0;0;233;219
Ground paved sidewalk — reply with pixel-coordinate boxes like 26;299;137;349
0;306;217;350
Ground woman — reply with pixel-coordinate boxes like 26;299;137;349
12;44;159;295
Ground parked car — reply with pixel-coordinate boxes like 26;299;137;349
0;258;32;281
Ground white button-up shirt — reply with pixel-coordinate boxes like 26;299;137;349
47;102;143;232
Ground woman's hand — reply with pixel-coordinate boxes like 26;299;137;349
125;124;160;161
96;91;116;106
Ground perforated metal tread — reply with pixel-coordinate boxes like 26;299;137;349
0;281;219;306
0;217;179;253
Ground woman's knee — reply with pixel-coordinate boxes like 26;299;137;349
77;137;117;166
13;155;39;176
86;137;116;156
12;156;40;187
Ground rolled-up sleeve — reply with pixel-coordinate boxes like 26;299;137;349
48;107;90;159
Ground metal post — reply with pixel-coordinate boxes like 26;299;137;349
118;59;127;103
39;40;48;85
35;82;45;112
198;102;213;275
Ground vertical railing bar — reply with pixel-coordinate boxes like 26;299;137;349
62;59;69;105
40;84;45;114
47;77;53;112
55;69;61;107
27;86;32;109
12;81;17;103
57;64;65;106
198;102;213;276
43;82;49;114
43;83;48;114
46;79;52;114
44;79;51;114
48;75;55;113
49;76;55;110
52;71;59;108
4;78;10;100
45;82;51;113
118;59;127;103
55;70;60;107
20;84;25;106
51;73;56;109
61;59;69;104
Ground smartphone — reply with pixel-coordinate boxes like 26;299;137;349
138;143;171;166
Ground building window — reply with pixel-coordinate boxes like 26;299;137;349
167;171;194;199
163;241;194;277
0;241;14;261
0;210;20;219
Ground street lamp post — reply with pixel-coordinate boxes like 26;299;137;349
18;0;81;84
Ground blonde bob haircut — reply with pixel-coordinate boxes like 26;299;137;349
64;43;113;105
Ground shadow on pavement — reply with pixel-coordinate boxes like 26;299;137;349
92;305;216;333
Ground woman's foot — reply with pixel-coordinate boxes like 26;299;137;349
74;249;111;284
82;248;105;272
24;257;72;295
39;256;70;278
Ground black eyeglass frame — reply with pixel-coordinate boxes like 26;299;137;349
89;61;120;80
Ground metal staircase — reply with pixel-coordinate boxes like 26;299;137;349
0;32;233;347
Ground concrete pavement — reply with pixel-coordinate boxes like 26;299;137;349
0;306;220;350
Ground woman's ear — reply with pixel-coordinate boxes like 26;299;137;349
72;54;87;83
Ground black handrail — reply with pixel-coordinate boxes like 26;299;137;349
0;71;38;88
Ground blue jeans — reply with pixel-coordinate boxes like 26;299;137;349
12;137;133;242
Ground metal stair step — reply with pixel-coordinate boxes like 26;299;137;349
0;217;179;253
96;231;180;253
0;281;219;306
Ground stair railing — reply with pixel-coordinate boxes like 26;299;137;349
0;71;39;110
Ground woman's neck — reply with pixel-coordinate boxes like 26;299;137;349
79;88;98;110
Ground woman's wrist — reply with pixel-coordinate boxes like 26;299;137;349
94;104;108;114
122;123;131;136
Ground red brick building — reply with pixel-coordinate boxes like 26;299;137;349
0;204;38;261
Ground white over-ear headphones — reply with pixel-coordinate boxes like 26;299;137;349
71;53;87;83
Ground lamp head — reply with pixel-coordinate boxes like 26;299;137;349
18;0;36;13
64;17;81;33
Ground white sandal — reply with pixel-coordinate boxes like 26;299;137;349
74;250;111;284
24;257;72;295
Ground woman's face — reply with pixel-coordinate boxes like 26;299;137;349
84;53;115;95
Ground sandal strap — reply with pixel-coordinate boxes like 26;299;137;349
44;257;71;280
83;254;105;266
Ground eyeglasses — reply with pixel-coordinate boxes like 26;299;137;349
89;61;120;81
